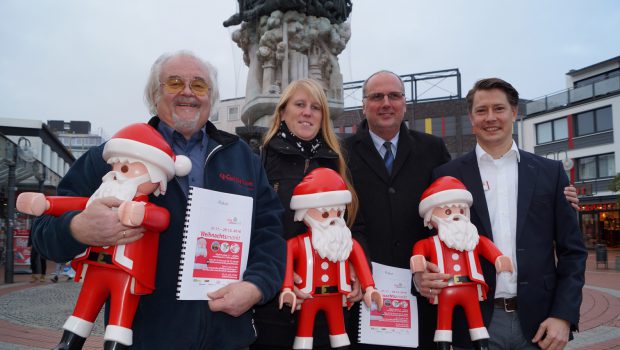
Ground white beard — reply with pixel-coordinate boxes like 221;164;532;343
87;171;150;207
172;111;201;135
305;214;353;263
434;214;480;252
195;246;208;257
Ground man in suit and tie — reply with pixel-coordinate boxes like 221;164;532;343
345;70;451;349
415;77;587;350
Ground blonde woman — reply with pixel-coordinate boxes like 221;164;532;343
252;78;362;350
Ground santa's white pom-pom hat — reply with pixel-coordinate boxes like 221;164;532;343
290;168;351;211
419;176;473;227
102;123;191;195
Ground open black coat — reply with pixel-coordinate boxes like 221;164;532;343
344;120;450;349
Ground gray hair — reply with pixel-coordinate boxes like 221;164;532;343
362;70;405;96
144;50;220;118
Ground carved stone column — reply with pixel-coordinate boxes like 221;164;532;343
226;2;352;137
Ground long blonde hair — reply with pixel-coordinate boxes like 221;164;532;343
263;79;358;227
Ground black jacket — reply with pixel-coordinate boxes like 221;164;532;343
345;120;450;350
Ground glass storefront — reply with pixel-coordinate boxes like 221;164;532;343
579;201;620;248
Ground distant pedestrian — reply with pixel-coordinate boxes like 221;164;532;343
51;261;73;283
27;233;46;283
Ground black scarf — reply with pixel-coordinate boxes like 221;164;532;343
277;121;323;157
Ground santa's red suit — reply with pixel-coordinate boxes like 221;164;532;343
283;230;375;343
44;195;169;330
413;234;503;339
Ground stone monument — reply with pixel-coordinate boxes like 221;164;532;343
224;0;352;135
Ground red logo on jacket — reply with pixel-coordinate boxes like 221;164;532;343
219;172;254;190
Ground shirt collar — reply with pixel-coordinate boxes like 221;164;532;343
475;141;520;162
157;121;207;148
369;129;399;154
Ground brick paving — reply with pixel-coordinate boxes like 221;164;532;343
0;253;618;350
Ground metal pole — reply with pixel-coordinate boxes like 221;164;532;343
4;147;17;284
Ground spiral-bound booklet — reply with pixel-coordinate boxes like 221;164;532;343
176;186;253;300
358;262;418;347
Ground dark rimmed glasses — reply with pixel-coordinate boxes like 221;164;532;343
161;76;210;96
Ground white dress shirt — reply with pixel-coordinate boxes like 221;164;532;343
369;129;399;159
475;141;520;298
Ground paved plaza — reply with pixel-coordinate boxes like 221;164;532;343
0;253;618;350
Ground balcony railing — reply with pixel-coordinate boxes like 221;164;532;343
0;135;62;189
526;76;620;115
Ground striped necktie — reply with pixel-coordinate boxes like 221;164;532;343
383;141;394;174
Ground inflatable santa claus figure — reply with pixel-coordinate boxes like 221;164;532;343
410;176;513;350
279;168;382;350
16;123;191;350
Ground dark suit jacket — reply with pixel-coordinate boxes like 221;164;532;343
345;120;450;349
433;149;587;347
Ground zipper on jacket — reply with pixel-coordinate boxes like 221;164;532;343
204;144;224;167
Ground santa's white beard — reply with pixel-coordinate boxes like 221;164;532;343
195;246;208;257
87;171;150;207
434;214;480;252
304;214;353;263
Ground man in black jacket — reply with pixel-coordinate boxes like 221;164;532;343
345;70;451;349
31;50;286;350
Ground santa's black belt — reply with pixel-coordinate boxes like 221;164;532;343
494;297;518;312
447;275;472;285
87;251;113;264
315;286;339;294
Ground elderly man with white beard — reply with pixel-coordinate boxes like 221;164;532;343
16;123;191;350
410;176;513;350
279;168;382;350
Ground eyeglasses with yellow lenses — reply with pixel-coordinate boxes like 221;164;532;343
363;92;405;102
161;76;210;96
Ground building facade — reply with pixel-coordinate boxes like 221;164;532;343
47;120;106;160
521;56;620;249
0;118;75;271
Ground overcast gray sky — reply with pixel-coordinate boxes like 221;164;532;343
1;0;619;137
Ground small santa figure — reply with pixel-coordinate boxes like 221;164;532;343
194;237;209;270
16;123;191;350
410;176;513;350
279;168;382;350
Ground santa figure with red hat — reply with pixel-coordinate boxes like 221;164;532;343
279;168;382;350
16;123;191;350
410;176;513;350
194;237;209;270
